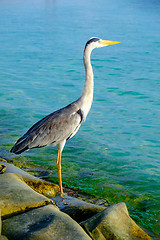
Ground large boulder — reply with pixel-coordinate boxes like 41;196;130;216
52;195;106;222
0;173;53;218
1;161;59;198
2;204;92;240
80;202;152;240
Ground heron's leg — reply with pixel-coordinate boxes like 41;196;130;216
56;148;63;196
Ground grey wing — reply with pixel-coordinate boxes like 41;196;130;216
32;107;83;148
10;104;83;154
52;109;83;143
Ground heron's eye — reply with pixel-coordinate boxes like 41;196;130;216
98;40;103;44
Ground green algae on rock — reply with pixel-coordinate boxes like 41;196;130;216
2;161;59;197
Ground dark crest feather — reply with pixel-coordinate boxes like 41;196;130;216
84;37;100;50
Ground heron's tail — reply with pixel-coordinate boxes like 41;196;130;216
10;135;29;154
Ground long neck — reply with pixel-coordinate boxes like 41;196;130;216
79;46;94;119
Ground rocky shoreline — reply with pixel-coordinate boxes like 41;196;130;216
0;158;154;240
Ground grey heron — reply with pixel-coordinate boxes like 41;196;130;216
10;37;120;196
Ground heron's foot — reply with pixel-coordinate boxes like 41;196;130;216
57;193;69;204
59;193;64;199
58;192;65;200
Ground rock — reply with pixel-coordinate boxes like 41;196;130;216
3;162;59;197
80;202;153;240
0;236;8;240
52;195;106;223
0;209;2;235
0;173;53;218
0;210;8;240
2;204;92;240
22;178;59;198
0;159;7;163
0;165;7;174
3;162;39;180
0;209;1;235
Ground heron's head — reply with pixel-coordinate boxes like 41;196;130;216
84;37;120;51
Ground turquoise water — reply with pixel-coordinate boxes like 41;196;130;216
0;0;160;236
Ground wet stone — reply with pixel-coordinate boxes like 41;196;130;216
80;202;153;240
0;173;52;218
52;194;106;223
2;204;92;240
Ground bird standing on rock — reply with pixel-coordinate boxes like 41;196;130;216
10;37;120;196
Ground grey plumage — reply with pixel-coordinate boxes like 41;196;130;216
10;101;83;154
10;37;120;195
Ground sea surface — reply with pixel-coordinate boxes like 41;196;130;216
0;0;160;236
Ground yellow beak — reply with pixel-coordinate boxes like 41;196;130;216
98;40;120;46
